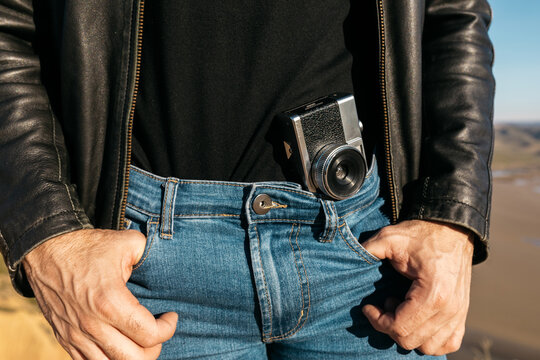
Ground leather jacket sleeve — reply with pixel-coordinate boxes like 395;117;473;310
402;0;495;263
0;0;93;296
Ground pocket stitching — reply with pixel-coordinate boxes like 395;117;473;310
338;221;381;263
132;221;158;271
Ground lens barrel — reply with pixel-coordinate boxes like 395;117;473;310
311;144;367;200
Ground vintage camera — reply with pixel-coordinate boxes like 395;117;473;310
278;93;367;200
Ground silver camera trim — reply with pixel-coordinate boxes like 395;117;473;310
289;114;315;192
313;144;366;200
288;94;365;194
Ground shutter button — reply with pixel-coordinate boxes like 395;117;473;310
253;194;272;215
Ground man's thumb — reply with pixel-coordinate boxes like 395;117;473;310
125;230;148;266
361;230;389;260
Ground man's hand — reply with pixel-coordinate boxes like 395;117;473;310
362;220;473;356
22;229;178;360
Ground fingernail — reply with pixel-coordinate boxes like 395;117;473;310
362;306;368;315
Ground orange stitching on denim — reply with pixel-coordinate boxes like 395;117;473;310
176;213;239;218
132;225;157;271
318;201;332;242
177;180;245;187
254;225;273;338
337;192;380;220
253;219;315;224
126;203;156;216
339;222;380;262
163;179;178;238
126;203;240;218
161;179;177;238
265;224;307;341
258;187;316;198
266;223;311;341
329;202;338;241
337;225;373;265
130;166;163;181
131;166;318;196
264;225;305;341
130;167;248;187
160;180;170;238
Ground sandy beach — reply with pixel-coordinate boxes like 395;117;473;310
448;173;540;360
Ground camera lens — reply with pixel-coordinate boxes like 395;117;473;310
311;144;367;200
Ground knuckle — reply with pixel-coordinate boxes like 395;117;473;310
94;294;119;319
446;334;464;353
111;345;144;360
144;344;162;360
126;229;147;241
397;339;417;351
418;343;437;355
431;289;450;309
377;226;395;241
139;333;161;348
127;313;145;334
391;324;410;339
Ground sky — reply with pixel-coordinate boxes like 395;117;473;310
489;0;540;122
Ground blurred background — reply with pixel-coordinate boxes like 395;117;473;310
1;0;539;358
447;1;540;359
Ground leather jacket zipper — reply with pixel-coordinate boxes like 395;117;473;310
377;0;398;223
117;0;397;228
119;0;145;229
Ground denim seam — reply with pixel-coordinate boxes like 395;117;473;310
256;187;317;199
340;221;380;262
318;201;331;242
337;191;380;220
252;219;315;224
337;224;374;265
167;179;178;237
161;182;170;238
264;224;304;341
254;224;273;338
127;203;240;218
174;213;239;218
161;179;178;239
132;222;157;271
329;202;338;241
266;223;311;341
130;167;248;187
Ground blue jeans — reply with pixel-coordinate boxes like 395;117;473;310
125;162;444;359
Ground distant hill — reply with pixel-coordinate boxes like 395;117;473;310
493;122;540;170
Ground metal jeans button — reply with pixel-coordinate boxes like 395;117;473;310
253;194;272;215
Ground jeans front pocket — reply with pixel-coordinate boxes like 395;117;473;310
337;197;389;264
124;205;159;272
131;219;159;271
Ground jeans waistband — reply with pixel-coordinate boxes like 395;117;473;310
126;157;380;228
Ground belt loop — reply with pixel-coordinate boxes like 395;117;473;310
161;178;178;239
318;199;338;243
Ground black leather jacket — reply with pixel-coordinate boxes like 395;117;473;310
0;0;495;296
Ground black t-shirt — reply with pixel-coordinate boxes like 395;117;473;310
133;1;355;181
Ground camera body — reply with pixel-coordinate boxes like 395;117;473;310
278;93;367;200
